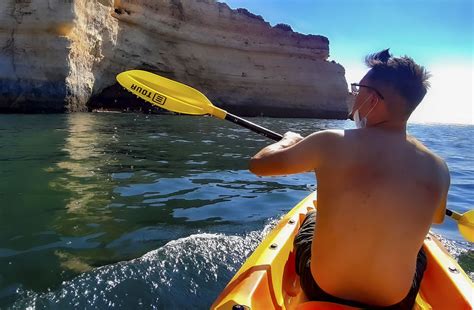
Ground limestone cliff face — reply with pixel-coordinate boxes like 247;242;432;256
0;1;74;112
0;0;349;117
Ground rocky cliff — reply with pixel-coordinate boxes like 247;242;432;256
0;0;349;118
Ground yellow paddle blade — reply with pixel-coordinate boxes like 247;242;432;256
116;70;226;118
458;209;474;242
116;70;282;140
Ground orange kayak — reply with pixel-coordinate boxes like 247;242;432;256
211;192;474;309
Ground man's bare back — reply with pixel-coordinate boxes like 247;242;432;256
250;127;449;306
310;128;449;305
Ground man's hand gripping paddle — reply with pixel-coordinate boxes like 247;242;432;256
116;69;474;242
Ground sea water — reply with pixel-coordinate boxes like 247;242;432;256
0;114;472;309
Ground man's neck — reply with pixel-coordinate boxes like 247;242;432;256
371;119;407;134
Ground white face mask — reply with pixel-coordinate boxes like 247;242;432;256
351;95;379;129
353;109;366;128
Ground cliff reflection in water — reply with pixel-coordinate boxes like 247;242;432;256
48;113;115;275
44;113;263;271
54;113;112;213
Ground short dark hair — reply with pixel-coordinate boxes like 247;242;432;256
365;49;430;113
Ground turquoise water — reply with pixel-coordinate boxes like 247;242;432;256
0;114;472;309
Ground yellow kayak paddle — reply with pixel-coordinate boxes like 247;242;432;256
116;70;282;141
445;209;474;242
116;69;474;242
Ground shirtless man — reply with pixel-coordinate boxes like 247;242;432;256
249;49;450;309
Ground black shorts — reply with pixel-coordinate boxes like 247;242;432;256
294;211;427;310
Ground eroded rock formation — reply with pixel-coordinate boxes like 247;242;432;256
0;0;349;118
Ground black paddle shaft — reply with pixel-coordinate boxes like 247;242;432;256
224;113;283;141
445;208;460;217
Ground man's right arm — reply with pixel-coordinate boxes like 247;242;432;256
249;130;342;177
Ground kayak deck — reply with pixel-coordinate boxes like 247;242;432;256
212;192;473;309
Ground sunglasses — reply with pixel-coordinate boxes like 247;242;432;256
351;83;384;99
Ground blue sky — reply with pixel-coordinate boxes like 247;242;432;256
221;0;473;124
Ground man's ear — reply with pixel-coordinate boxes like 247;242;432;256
374;97;382;108
371;93;379;105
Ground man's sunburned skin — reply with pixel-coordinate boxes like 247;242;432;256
249;72;450;306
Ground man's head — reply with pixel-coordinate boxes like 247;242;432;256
350;49;431;126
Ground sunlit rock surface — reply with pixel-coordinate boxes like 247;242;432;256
0;0;349;117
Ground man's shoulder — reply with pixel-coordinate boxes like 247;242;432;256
408;136;445;162
306;129;345;144
301;130;345;160
314;129;345;137
407;136;450;180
